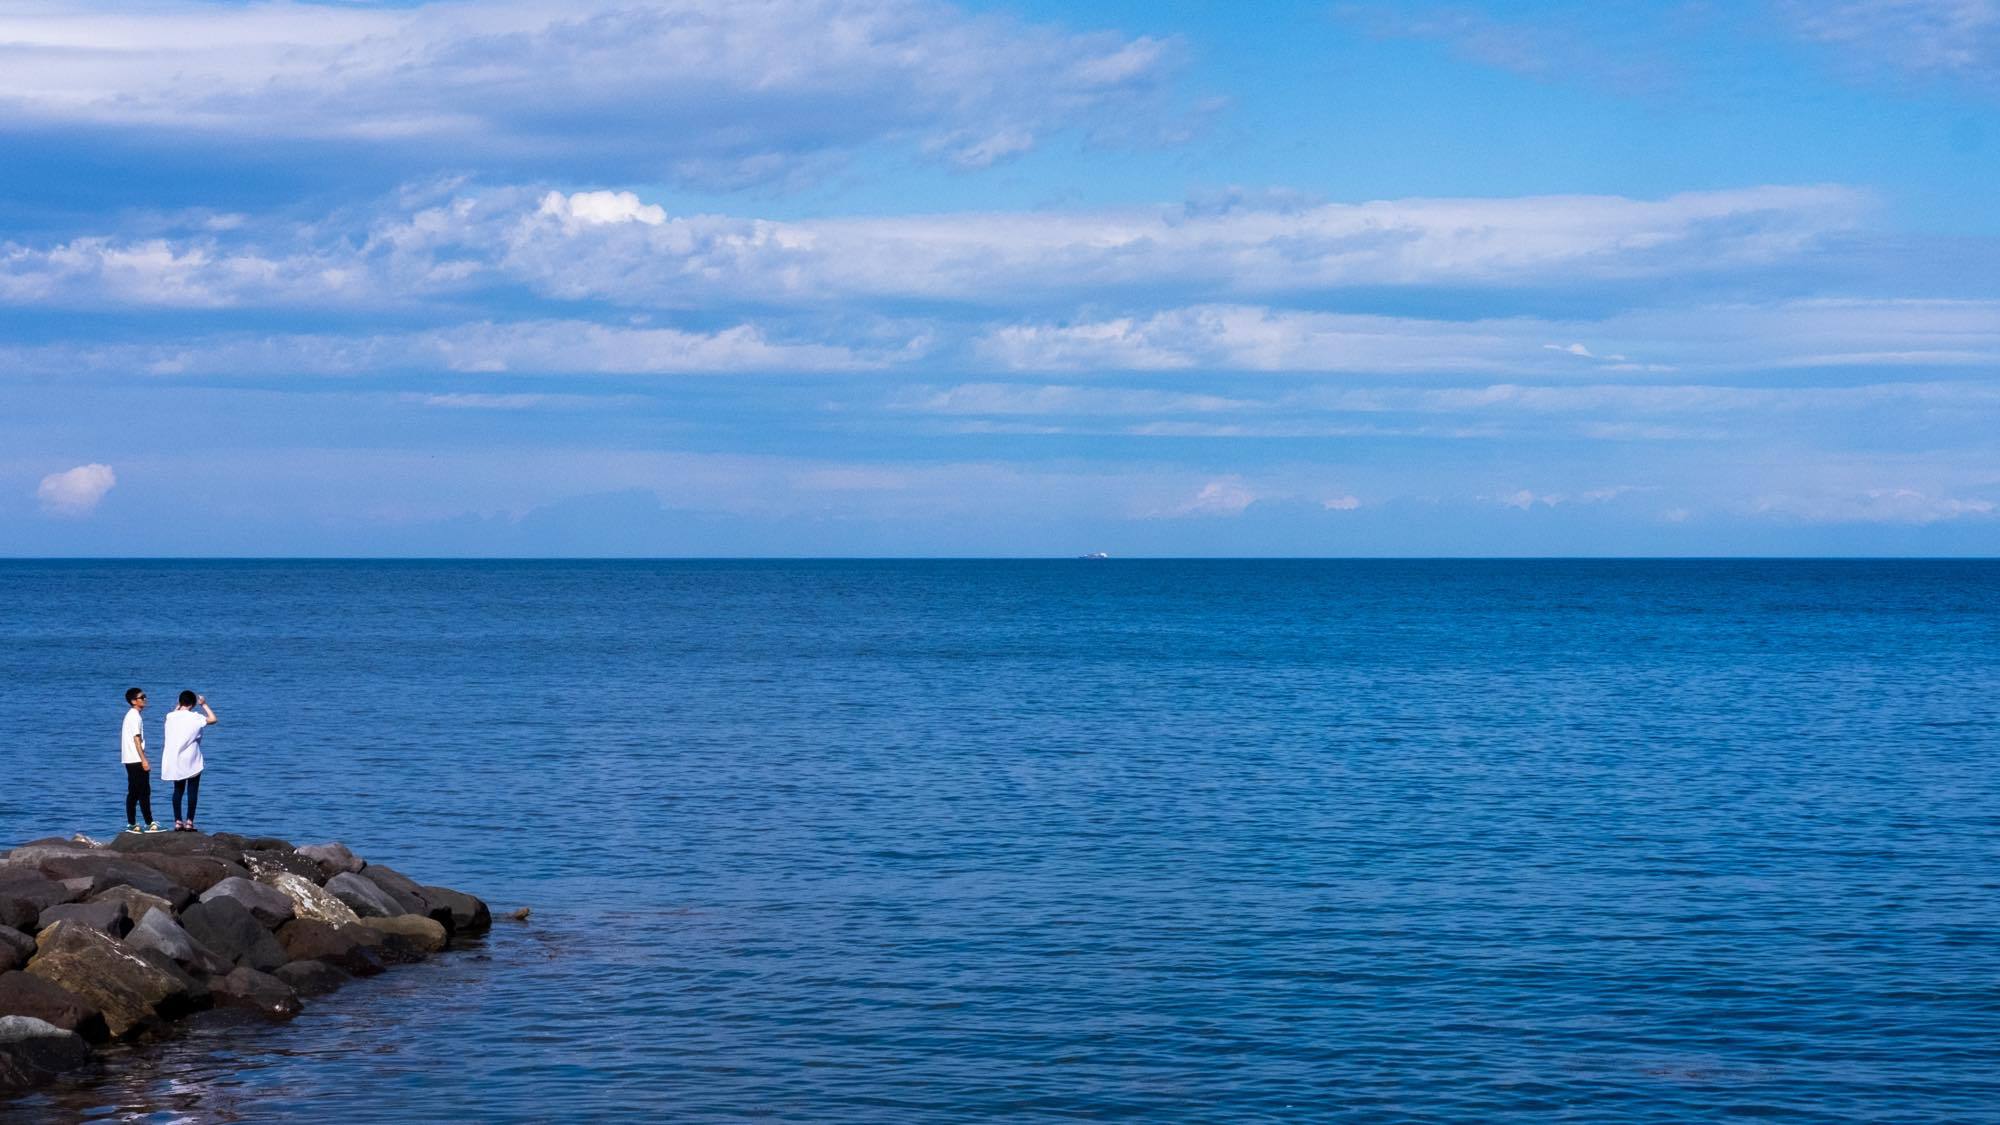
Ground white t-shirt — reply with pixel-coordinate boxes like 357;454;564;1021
120;708;143;765
161;709;208;781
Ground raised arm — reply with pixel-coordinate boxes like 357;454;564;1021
197;695;219;725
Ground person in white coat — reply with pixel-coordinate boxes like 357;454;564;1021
161;690;218;832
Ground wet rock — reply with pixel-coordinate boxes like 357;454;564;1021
36;854;184;904
0;875;81;931
421;886;491;936
179;898;288;974
325;872;400;919
357;915;447;962
36;901;129;940
272;959;348;997
255;872;358;927
297;843;365;877
212;967;301;1020
0;972;108;1042
85;885;174;927
275;920;386;977
244;850;325;885
25;921;194;1038
0;1015;91;1089
123;853;249;895
509;907;532;922
361;867;455;933
200;877;295;929
125;909;232;978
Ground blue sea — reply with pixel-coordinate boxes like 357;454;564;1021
3;559;1998;1122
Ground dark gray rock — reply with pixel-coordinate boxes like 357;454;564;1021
200;877;295;929
132;948;211;1011
325;872;400;919
105;831;246;867
275;919;385;977
362;867;455;932
212;967;302;1020
0;1015;91;1089
241;836;296;854
0;928;32;973
0;971;108;1042
179;898;288;974
0;875;81;932
421;886;492;936
85;885;174;927
36;901;129;940
125;909;232;977
297;843;365;877
35;854;184;904
122;853;248;895
272;959;348;997
24;921;194;1038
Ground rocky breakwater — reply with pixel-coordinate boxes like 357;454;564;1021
0;831;491;1091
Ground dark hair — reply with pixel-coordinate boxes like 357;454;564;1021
178;690;199;708
125;687;145;704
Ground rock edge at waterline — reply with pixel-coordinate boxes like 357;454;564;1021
0;831;492;1092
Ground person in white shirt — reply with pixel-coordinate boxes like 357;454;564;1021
161;690;219;832
120;687;162;833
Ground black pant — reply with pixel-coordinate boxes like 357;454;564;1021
124;762;153;825
172;773;201;824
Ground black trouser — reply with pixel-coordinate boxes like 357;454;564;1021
172;773;201;824
124;762;153;825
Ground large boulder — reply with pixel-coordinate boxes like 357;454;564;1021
106;831;246;867
361;867;455;932
123;853;248;895
0;929;32;973
297;843;365;877
124;909;232;977
244;850;325;885
132;949;211;1012
212;968;301;1020
36;854;185;904
0;972;108;1042
357;915;447;962
86;886;174;927
200;878;295;929
0;1015;91;1089
275;920;385;977
256;872;358;927
325;872;401;919
0;875;81;931
24;921;195;1037
36;901;129;940
3;844;98;867
179;898;287;974
421;886;491;936
271;960;348;997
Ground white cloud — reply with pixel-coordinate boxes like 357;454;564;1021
0;183;1867;311
1751;487;1997;524
0;0;1181;183
1322;494;1362;510
37;463;116;516
1153;478;1259;517
1784;0;2000;78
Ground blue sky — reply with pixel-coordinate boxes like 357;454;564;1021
4;0;1999;556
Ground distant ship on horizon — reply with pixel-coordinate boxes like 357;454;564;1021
1078;551;1110;560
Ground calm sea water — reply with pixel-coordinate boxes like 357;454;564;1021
3;559;1998;1122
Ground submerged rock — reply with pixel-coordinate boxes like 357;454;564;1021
212;968;301;1020
271;959;348;997
0;1015;91;1089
